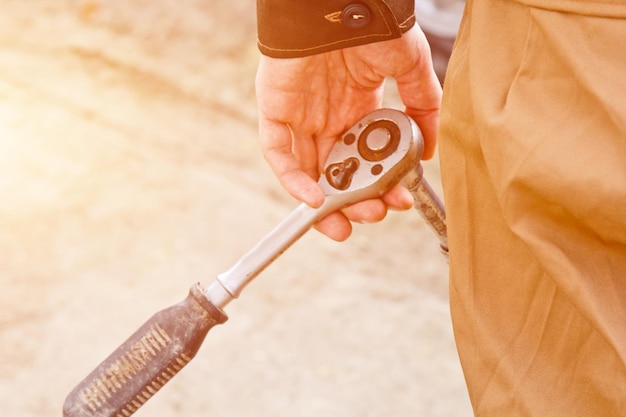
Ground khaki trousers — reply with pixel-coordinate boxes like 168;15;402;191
438;0;626;415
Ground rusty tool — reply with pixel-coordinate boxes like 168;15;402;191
404;164;448;258
62;108;446;417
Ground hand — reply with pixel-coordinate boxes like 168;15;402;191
256;25;442;241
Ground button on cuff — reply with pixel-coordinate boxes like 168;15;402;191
341;4;371;29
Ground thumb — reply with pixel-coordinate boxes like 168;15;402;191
395;30;442;160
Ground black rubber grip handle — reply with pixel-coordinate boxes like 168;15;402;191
63;283;228;417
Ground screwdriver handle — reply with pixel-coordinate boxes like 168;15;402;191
63;284;227;417
62;109;425;417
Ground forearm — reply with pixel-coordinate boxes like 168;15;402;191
257;0;416;58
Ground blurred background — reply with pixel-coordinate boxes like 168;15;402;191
415;0;465;83
0;1;470;416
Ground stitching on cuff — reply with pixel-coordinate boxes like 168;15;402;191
324;11;343;23
399;13;416;30
258;32;394;55
259;1;394;55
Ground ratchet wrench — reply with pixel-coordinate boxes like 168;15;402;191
63;108;444;417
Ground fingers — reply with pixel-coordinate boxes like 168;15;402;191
314;184;413;241
380;183;414;211
314;212;353;242
260;115;414;242
258;117;325;208
314;201;388;242
402;89;441;161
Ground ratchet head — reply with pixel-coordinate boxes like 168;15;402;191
208;109;424;308
319;108;423;207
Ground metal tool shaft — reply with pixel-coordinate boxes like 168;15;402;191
404;165;448;258
206;108;424;308
62;109;445;417
205;202;328;309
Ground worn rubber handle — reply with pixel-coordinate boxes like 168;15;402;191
63;283;227;417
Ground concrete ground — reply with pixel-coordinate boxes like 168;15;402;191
0;1;471;416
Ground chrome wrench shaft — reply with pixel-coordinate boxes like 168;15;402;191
206;108;423;309
62;108;444;417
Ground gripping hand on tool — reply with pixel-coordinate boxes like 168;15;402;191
63;109;445;417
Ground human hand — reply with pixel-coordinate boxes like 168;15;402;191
255;25;442;241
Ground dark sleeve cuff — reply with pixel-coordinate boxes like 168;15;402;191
257;0;416;58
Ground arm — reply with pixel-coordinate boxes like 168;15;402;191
255;0;442;241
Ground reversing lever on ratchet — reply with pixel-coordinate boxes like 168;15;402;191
62;108;447;417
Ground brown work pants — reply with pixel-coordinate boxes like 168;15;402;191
438;0;626;415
